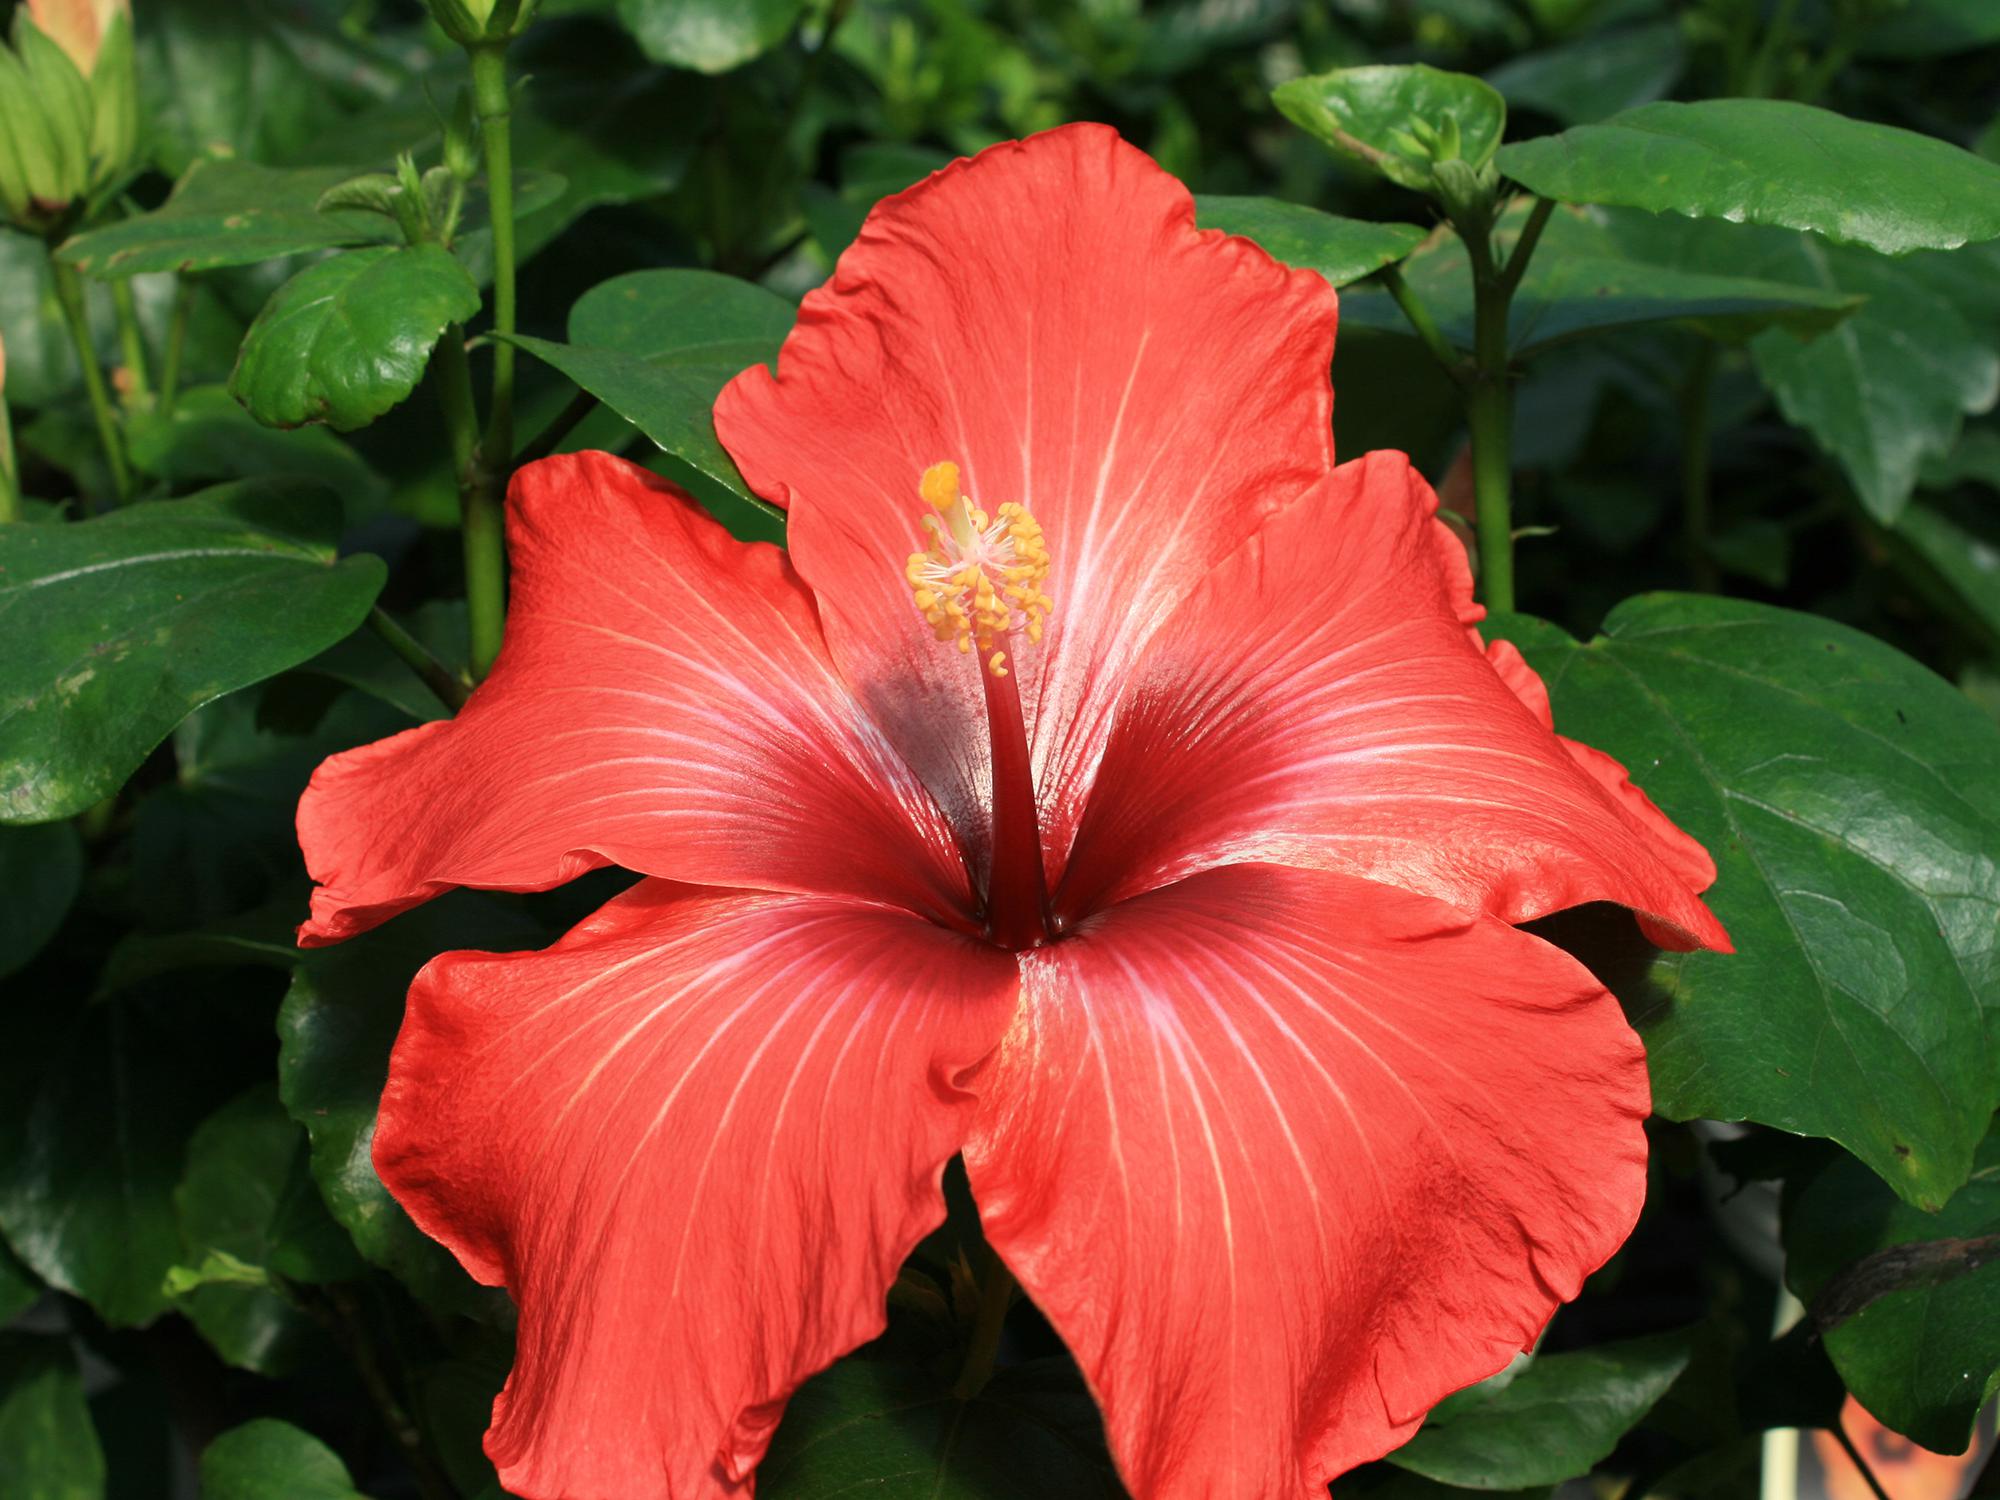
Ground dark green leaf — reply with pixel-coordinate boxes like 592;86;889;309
55;161;390;279
1891;496;2000;653
1785;1128;2000;1451
1484;22;1685;126
1601;213;2000;522
504;268;795;513
1338;201;1857;356
1194;197;1426;287
0;822;82;978
800;143;949;262
1496;100;2000;254
137;0;406;177
125;386;390;510
613;0;808;73
170;1086;335;1375
1387;1332;1691;1487
0;999;234;1327
277;895;543;1316
0;1242;38;1324
97;899;301;998
1489;597;2000;1209
758;1358;1120;1499
197;1419;372;1500
0;478;385;824
1273;64;1507;192
0;1333;104;1500
228;245;480;432
1859;0;2000;59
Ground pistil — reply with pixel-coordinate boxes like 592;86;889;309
981;656;1052;948
903;461;1056;949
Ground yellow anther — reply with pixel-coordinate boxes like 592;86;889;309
905;461;1053;676
921;461;961;512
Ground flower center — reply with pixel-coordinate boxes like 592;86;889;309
905;462;1052;680
906;462;1055;950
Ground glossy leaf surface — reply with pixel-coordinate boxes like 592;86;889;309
199;1420;373;1500
1195;196;1426;286
0;479;384;824
1497;99;2000;254
1490;597;2000;1210
0;1334;104;1500
228;245;480;431
1273;64;1507;192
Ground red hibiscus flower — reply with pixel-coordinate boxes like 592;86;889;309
295;124;1729;1500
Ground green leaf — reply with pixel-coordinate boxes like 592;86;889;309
1785;1127;2000;1452
1387;1332;1691;1488
1496;100;2000;255
170;1086;339;1376
1484;22;1686;126
0;821;82;978
0;1241;38;1324
1889;496;2000;653
0;478;385;824
125;385;390;510
504;268;795;513
613;0;808;73
1194;197;1426;287
198;1420;373;1500
0;998;235;1327
1273;64;1507;193
1600;213;2000;522
1489;597;2000;1209
277;895;543;1316
137;0;404;178
1337;201;1858;356
1859;0;2000;59
300;600;468;724
800;143;950;263
228;245;480;432
757;1358;1120;1499
0;1333;104;1500
54;161;391;279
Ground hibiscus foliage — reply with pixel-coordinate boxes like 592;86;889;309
4;2;2000;1499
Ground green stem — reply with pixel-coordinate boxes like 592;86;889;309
1742;0;1802;97
1830;1417;1896;1500
315;1285;458;1500
0;387;18;524
159;276;194;417
470;44;518;466
1378;263;1467;384
368;606;471;713
951;1251;1016;1401
109;278;150;401
514;388;598;467
49;256;133;505
1498;197;1555;295
433;327;506;678
1465;227;1516;613
1681;342;1721;593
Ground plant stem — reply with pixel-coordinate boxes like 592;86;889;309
514;388;598;467
1378;263;1466;384
1830;1417;1897;1500
951;1250;1017;1401
0;389;18;524
368;605;471;713
159;276;194;417
470;44;518;465
1742;0;1801;97
109;278;150;401
433;327;506;678
1681;342;1720;593
49;256;133;505
1465;232;1516;614
1498;197;1555;294
317;1284;458;1500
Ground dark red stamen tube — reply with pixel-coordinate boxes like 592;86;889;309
980;656;1052;950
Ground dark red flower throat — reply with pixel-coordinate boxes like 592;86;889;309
980;660;1053;950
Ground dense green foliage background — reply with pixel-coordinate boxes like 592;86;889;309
4;0;2000;1496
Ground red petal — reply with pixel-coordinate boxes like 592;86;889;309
374;880;1020;1499
297;452;969;944
1059;450;1729;950
964;862;1650;1497
713;124;1336;880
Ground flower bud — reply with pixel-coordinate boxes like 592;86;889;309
0;0;138;228
426;0;540;45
